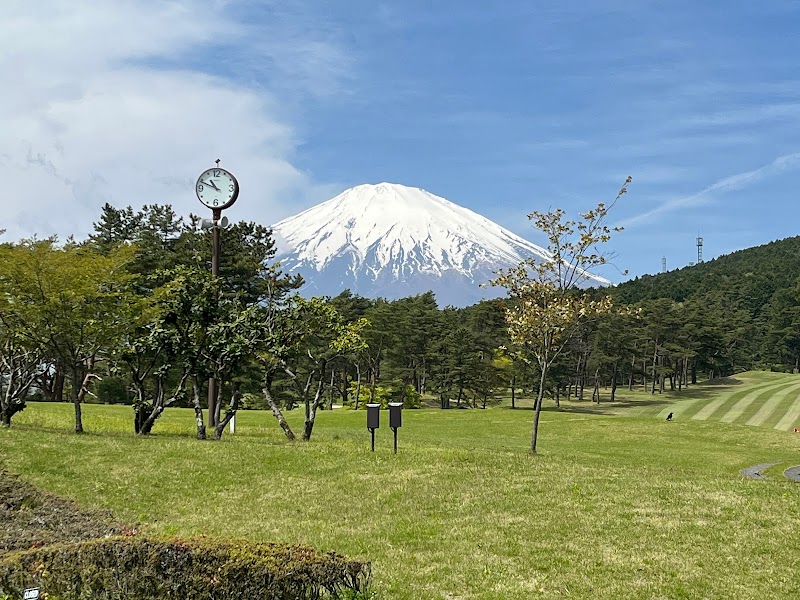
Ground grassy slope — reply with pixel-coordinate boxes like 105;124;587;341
1;373;800;599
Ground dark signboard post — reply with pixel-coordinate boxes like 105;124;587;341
366;403;380;451
388;402;403;454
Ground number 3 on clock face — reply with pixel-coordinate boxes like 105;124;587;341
195;167;239;210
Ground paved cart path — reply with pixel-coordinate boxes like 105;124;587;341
740;463;778;480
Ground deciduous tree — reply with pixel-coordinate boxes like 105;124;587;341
490;177;631;453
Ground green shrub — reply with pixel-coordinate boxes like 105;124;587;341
397;385;421;409
346;383;393;408
96;376;130;405
0;537;371;600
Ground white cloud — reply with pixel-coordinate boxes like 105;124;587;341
618;152;800;227
0;1;346;242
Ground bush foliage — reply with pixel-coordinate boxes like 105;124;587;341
0;537;371;600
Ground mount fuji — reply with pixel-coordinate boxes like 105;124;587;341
271;183;606;307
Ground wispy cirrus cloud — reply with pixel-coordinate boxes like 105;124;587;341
618;152;800;228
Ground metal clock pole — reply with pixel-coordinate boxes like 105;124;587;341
208;203;220;428
195;159;240;433
209;164;222;428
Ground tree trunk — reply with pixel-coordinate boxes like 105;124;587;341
191;378;207;440
368;369;377;403
628;355;635;391
611;362;618;402
1;385;28;428
328;369;335;410
214;386;241;440
531;363;548;454
511;374;516;409
70;370;84;434
651;341;658;395
592;368;601;403
354;363;362;410
139;372;190;436
213;377;223;426
302;371;326;441
134;405;144;434
340;369;349;406
642;358;647;391
0;390;23;427
263;379;295;441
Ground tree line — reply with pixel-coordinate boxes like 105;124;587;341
2;199;799;449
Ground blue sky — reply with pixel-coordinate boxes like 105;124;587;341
4;1;800;281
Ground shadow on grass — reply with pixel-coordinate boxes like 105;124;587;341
5;422;289;444
499;380;743;414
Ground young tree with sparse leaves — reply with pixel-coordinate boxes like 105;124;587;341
490;177;632;453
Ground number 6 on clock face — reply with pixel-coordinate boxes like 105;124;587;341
195;167;239;210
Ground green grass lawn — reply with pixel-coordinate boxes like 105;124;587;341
2;372;800;599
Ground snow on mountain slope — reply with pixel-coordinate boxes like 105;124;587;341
271;183;607;306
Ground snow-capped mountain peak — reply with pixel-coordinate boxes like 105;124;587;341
271;183;604;306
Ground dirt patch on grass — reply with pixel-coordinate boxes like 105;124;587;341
0;470;127;555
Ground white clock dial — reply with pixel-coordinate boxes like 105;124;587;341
196;168;239;209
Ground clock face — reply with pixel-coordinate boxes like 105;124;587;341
196;168;239;210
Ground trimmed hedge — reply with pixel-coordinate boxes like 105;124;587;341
0;537;371;599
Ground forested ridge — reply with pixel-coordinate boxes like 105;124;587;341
2;202;800;438
614;235;800;309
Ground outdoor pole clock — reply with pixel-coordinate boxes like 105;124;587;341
195;164;239;210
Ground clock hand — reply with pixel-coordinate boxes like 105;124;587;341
200;179;221;191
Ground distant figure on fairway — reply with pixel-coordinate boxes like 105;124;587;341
666;412;673;421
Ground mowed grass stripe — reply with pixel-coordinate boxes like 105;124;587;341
656;397;702;419
720;381;800;424
774;394;800;431
691;380;792;421
746;383;800;427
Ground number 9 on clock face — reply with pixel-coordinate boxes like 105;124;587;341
195;168;239;210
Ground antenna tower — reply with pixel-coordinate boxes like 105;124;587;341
696;236;704;264
661;257;667;273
